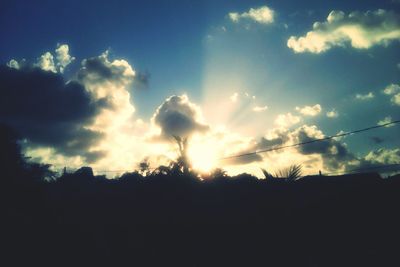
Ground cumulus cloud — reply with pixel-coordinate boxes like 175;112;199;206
355;92;374;100
0;65;106;162
151;95;209;140
253;105;268;112
1;46;156;172
288;9;400;53
326;109;339;118
37;52;57;73
354;148;400;174
383;83;400;105
78;50;135;89
33;44;76;73
295;104;321;116
274;112;301;128
290;125;356;171
365;148;400;165
55;44;75;73
229;6;275;25
257;128;290;150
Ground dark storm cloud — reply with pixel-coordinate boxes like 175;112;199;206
152;95;209;140
0;65;107;161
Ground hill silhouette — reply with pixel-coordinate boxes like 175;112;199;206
1;125;400;266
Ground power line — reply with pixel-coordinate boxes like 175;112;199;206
220;119;400;160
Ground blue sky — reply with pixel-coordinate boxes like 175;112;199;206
1;0;399;176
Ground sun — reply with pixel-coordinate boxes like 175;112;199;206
187;136;219;173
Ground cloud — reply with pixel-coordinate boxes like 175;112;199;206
7;59;20;69
326;109;339;118
77;50;135;90
151;95;209;140
383;83;400;105
295;104;321;116
29;44;76;73
355;92;374;100
257;128;290;150
383;83;400;95
223;151;263;166
0;65;106;162
229;6;275;25
55;44;75;73
274;113;301;128
230;92;238;103
37;52;57;73
253;105;268;112
364;148;400;165
354;148;400;174
377;116;394;127
291;125;356;171
288;9;400;53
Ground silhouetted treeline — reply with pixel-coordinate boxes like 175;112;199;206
1;125;400;266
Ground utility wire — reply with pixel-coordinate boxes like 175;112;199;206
220;119;400;160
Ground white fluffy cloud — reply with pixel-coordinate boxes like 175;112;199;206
326;109;339;118
288;9;400;53
229;6;275;25
274;112;301;128
355;92;374;100
34;44;75;73
55;44;75;73
295;104;321;116
37;52;57;73
383;83;400;105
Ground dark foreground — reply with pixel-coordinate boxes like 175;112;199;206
1;168;400;267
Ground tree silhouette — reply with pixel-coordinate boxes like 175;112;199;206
172;135;190;175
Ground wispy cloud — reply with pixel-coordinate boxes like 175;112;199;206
253;105;268;112
230;92;239;103
355;92;374;100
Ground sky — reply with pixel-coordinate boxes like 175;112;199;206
0;0;399;177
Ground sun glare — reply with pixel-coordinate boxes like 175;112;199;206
188;136;219;173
